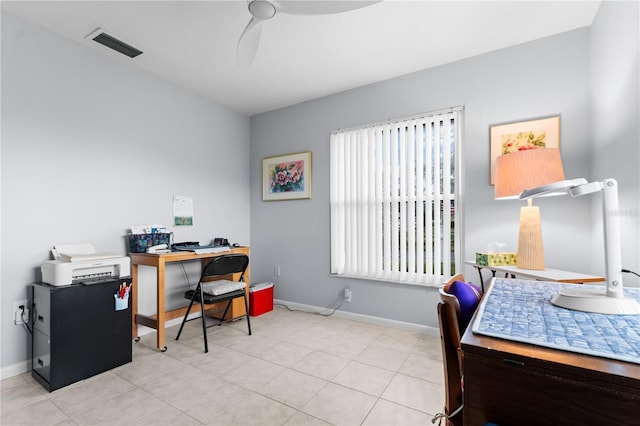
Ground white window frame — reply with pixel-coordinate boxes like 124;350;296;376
330;107;464;287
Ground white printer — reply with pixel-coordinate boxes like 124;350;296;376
41;243;130;286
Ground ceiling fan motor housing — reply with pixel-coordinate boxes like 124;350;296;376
249;1;276;20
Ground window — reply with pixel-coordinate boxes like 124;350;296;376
330;107;462;286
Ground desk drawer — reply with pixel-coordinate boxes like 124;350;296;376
463;350;640;426
32;329;51;384
32;284;51;334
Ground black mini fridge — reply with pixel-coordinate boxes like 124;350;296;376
30;278;132;392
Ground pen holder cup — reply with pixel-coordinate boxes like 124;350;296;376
114;294;129;311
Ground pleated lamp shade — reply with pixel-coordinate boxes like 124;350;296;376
494;148;566;270
495;148;566;199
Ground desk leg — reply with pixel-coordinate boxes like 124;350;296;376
132;263;139;342
473;266;486;292
156;260;167;352
473;266;499;292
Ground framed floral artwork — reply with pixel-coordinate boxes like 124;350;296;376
489;115;560;185
262;151;312;201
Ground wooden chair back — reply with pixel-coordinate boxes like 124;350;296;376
436;273;466;426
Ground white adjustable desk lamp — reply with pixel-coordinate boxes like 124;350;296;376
520;178;640;315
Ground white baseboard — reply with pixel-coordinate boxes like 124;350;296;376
273;299;439;337
0;315;197;381
135;315;194;337
1;360;29;380
1;305;437;380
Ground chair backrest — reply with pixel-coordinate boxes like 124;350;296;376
200;254;249;282
436;273;467;426
440;273;464;334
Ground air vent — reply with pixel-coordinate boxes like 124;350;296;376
85;28;143;58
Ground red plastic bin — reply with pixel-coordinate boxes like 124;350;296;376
249;283;274;316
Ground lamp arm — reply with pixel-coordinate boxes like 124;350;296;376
601;179;624;298
566;179;624;297
568;180;603;197
520;177;626;299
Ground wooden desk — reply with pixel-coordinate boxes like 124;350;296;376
462;301;640;425
466;261;604;290
130;246;250;351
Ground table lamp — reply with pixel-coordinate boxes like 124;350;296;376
494;148;566;270
520;178;640;315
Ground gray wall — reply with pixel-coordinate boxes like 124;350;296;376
249;2;639;327
2;1;638;376
1;12;250;373
590;1;640;277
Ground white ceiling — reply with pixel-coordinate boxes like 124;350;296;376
2;1;601;116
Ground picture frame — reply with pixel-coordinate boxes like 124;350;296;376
489;115;560;185
262;151;312;201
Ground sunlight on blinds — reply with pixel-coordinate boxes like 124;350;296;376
330;107;461;286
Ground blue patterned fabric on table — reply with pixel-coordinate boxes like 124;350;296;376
472;278;640;365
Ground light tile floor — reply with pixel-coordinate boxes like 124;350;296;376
1;306;444;425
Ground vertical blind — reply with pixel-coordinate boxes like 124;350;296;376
330;108;461;286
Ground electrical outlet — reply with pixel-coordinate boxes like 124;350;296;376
344;288;352;303
13;300;28;325
274;265;280;277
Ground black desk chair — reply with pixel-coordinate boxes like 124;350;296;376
175;253;251;353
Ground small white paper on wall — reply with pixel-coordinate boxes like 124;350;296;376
173;195;193;226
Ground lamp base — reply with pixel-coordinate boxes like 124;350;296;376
551;288;640;315
517;204;545;270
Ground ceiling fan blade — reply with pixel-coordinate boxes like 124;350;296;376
236;17;264;66
273;0;380;15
